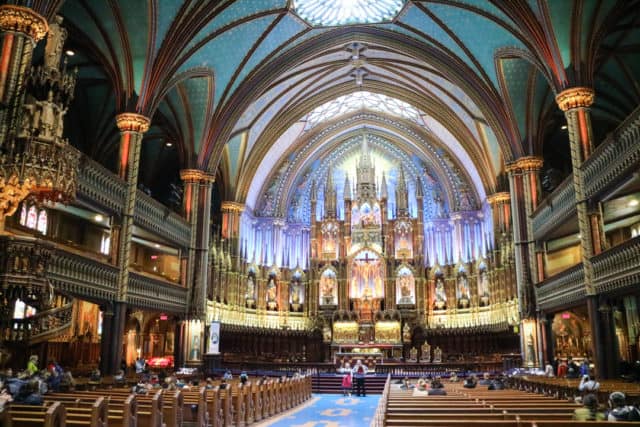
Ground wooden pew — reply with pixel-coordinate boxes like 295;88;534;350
47;391;136;427
6;401;65;427
161;389;182;427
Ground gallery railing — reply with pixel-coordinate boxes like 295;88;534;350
534;264;585;311
128;271;188;313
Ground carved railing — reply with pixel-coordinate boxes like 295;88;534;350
0;235;53;301
134;191;191;248
1;298;73;343
531;105;640;239
592;235;640;295
128;271;187;313
76;152;126;213
531;176;575;240
535;264;585;311
583;105;640;199
48;246;119;301
75;150;190;247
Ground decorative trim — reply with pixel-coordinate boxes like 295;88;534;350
0;5;48;41
221;201;245;212
115;113;150;133
180;169;215;183
486;192;510;204
555;87;595;111
505;156;543;173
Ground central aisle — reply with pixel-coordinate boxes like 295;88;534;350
255;394;381;427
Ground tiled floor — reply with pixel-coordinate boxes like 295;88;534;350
255;394;381;427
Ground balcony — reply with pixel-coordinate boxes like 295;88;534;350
592;235;640;295
535;264;585;311
531;105;640;240
128;271;188;313
75;148;191;248
48;245;119;302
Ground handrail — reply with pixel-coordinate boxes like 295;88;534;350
534;264;585;310
370;373;391;427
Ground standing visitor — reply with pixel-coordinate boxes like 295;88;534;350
341;370;352;396
352;360;368;397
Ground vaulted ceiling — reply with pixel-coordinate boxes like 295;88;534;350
16;0;640;212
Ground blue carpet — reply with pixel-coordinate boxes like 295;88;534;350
261;394;381;427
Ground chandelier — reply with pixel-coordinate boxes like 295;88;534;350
0;15;78;226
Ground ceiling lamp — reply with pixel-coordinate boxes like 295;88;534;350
293;0;405;26
0;16;79;229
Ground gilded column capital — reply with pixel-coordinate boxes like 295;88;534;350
221;201;245;213
180;169;215;183
180;169;204;182
0;5;48;41
486;192;510;205
555;87;595;112
116;113;150;133
505;156;544;174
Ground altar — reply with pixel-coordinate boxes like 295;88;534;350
332;343;403;370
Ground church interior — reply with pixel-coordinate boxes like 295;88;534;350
1;0;640;405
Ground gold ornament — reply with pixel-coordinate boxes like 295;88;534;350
0;5;48;41
555;87;595;111
115;113;150;133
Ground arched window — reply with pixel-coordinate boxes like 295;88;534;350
37;210;48;235
26;206;37;229
19;204;27;226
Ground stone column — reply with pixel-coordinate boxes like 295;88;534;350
108;114;148;372
114;113;149;300
556;87;608;375
221;201;244;268
181;170;215;321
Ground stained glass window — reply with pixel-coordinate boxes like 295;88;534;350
37;210;48;235
293;0;405;26
305;91;422;129
26;206;37;229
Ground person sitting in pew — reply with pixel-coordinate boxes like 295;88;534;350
13;380;43;405
607;391;640;421
573;393;605;421
478;372;491;385
487;376;505;390
0;379;13;412
399;376;414;390
427;386;447;396
579;374;600;393
430;376;444;389
463;374;477;388
449;372;459;382
416;377;428;391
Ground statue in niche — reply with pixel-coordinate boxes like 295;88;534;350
408;347;418;362
420;341;431;362
290;281;301;305
266;277;277;310
245;275;255;300
323;326;332;343
478;269;490;306
434;276;447;309
402;323;412;343
433;346;442;363
457;274;470;309
320;272;336;305
44;15;66;70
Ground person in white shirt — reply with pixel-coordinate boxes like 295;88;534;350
579;374;600;392
544;361;555;377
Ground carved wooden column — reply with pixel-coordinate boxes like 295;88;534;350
222;201;244;268
556;87;608;375
0;5;48;148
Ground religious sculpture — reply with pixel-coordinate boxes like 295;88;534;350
397;269;414;305
433;346;442;363
457;273;470;308
266;277;277;310
420;341;431;362
320;272;336;305
402;323;411;343
408;347;418;362
478;269;490;306
434;276;447;309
